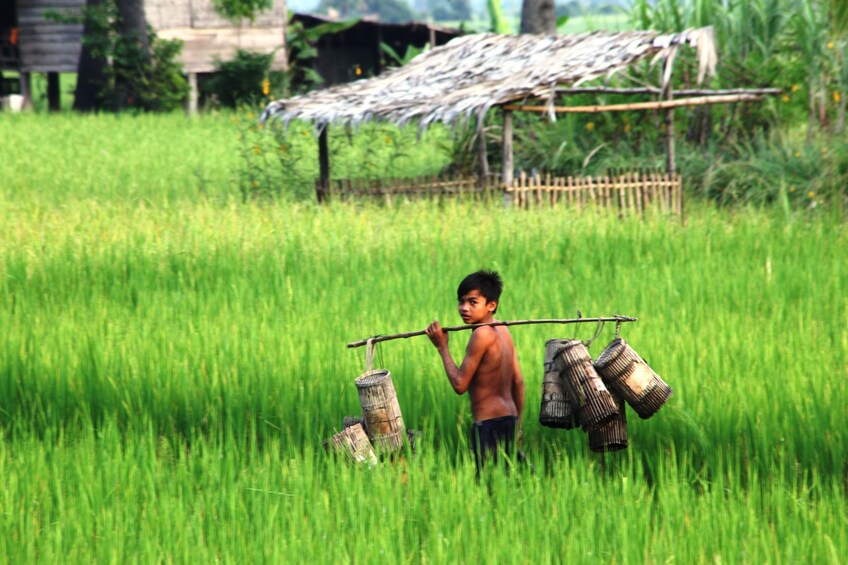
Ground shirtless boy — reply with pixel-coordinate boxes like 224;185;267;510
425;271;525;471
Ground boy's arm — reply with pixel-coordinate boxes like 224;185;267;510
426;321;494;395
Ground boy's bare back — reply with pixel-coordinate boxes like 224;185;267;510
463;325;521;422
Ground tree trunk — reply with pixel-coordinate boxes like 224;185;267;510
114;0;150;110
520;0;556;34
73;0;110;112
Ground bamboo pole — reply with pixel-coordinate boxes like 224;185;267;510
554;87;782;96
346;316;638;348
503;94;764;114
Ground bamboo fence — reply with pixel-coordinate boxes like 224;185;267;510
322;170;683;217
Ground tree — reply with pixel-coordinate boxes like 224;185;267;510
113;0;150;109
520;0;556;34
73;0;110;111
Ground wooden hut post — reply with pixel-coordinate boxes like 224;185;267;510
502;109;514;206
47;73;61;112
477;114;490;186
19;72;33;110
186;73;199;116
662;57;676;175
318;127;330;203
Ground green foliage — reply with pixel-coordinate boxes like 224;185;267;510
212;0;271;21
284;15;359;95
209;50;281;108
487;0;512;33
380;41;426;67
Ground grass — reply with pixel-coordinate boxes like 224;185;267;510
0;112;846;562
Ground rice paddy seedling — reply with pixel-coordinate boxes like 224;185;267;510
0;112;846;561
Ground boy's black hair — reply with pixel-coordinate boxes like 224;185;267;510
457;270;503;313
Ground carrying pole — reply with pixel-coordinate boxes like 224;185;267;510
346;316;638;348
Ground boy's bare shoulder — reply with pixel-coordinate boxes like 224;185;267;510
469;325;498;344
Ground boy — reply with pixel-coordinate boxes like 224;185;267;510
425;270;525;472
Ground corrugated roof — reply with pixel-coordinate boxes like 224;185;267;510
261;28;717;132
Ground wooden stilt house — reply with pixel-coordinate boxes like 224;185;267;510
0;0;287;111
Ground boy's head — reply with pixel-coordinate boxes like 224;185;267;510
457;270;503;314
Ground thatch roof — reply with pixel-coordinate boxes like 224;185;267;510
261;28;717;132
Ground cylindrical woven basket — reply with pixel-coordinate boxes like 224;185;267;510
594;338;672;419
588;390;628;452
354;369;406;452
327;423;378;465
539;339;579;429
555;340;618;431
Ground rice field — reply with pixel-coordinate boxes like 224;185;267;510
1;113;846;563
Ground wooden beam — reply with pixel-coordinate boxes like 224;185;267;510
555;87;782;97
318;128;330;204
477;115;489;185
186;72;198;116
502;109;513;204
47;72;60;112
19;72;32;110
503;93;765;114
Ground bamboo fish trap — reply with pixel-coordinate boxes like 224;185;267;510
539;339;579;429
555;340;618;431
325;423;378;465
354;369;407;453
594;338;672;419
587;390;628;452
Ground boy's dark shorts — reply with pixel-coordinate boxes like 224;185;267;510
470;415;518;472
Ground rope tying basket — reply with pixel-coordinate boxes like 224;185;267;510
354;369;406;453
539;339;579;429
594;338;672;419
554;340;618;431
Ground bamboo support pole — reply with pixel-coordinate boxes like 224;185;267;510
346;316;638;348
503;94;764;114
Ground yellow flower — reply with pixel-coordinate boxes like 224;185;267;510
585;121;595;131
231;116;238;125
782;94;790;103
789;186;795;193
828;41;835;49
791;84;800;93
247;112;255;120
252;180;259;188
794;152;801;158
262;79;270;96
834;91;842;103
384;135;392;144
355;66;362;76
302;130;309;137
253;145;261;155
808;191;815;198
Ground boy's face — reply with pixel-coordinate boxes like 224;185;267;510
458;289;496;324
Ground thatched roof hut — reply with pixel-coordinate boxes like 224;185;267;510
261;29;719;131
261;28;781;203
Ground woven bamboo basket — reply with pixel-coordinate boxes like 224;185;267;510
588;390;628;452
354;369;406;452
594;338;672;419
326;423;378;465
539;339;579;429
555;340;618;431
